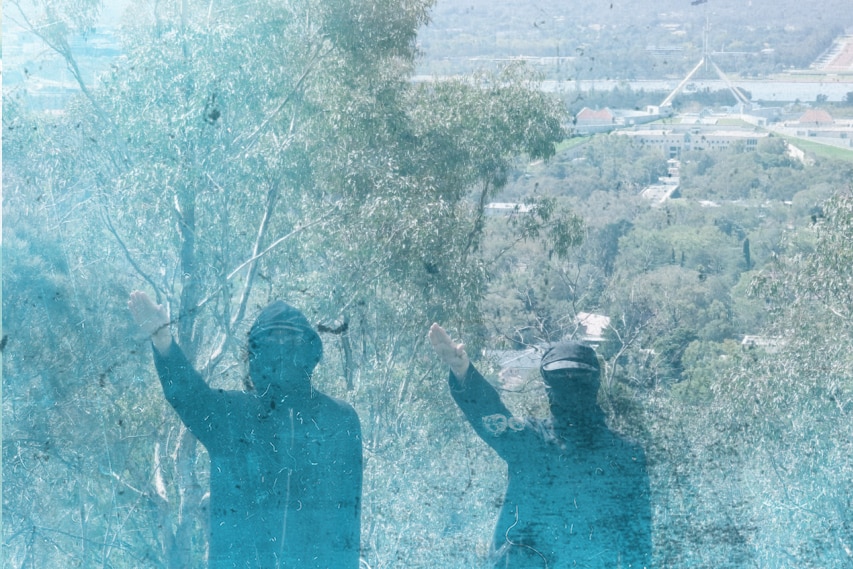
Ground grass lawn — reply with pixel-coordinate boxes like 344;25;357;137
779;135;853;162
715;118;753;127
555;136;591;153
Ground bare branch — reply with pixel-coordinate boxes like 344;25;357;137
100;206;167;303
229;178;281;331
198;211;336;375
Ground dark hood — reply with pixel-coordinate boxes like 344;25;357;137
539;341;600;384
540;341;604;429
248;300;323;378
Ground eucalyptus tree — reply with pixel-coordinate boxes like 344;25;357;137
728;190;853;566
639;190;853;567
3;0;567;566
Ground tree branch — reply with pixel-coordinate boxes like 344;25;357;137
198;212;334;375
463;179;491;260
229;178;281;331
100;206;166;303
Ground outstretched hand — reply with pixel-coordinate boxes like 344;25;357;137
428;323;470;380
128;290;171;353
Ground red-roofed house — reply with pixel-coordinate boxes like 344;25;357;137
575;107;615;126
797;109;834;125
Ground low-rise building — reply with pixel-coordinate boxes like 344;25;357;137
616;127;768;158
484;202;534;216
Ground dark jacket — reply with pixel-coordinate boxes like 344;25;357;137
153;302;362;569
449;365;652;569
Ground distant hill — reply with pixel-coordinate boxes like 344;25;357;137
416;0;853;79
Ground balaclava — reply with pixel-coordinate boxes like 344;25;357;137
248;300;323;391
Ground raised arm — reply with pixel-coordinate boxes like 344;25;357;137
428;323;470;379
430;324;533;458
129;290;225;446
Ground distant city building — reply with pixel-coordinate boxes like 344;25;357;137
484;202;534;216
641;183;682;205
741;335;784;353
665;158;681;178
640;158;681;205
573;106;661;134
616;127;768;158
797;109;834;125
811;35;853;72
574;312;611;344
777;110;853;146
576;107;615;126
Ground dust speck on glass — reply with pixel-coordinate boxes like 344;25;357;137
5;0;853;567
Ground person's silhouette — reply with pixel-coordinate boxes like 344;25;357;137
429;323;652;568
130;291;362;568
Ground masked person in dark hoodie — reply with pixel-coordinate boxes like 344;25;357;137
429;323;652;569
129;291;362;569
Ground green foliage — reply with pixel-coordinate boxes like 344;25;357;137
477;196;586;348
406;66;566;195
751;190;853;326
3;175;173;568
655;191;853;566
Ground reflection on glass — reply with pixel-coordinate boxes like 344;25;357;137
7;0;853;567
